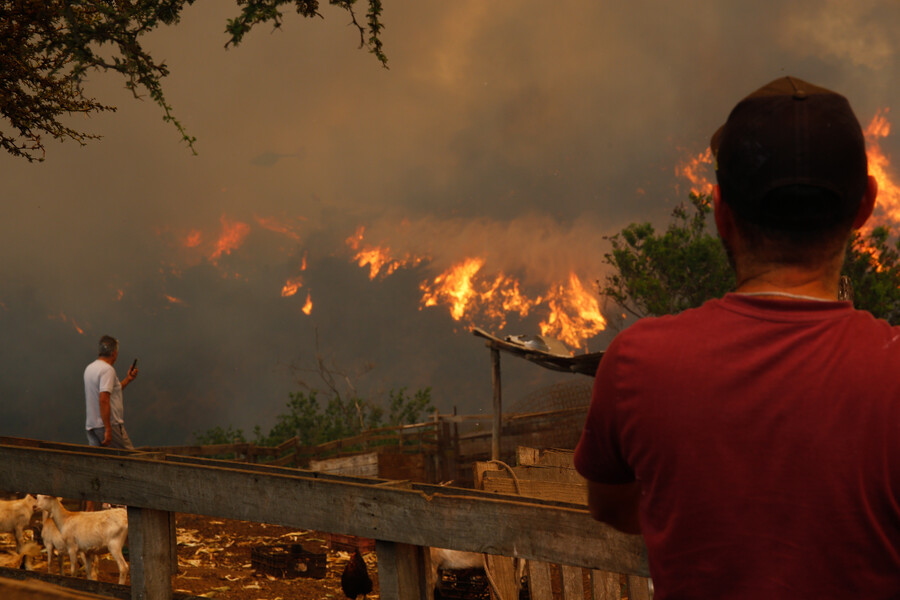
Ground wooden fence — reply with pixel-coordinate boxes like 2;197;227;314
137;407;589;487
0;436;648;600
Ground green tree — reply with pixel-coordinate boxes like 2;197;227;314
387;387;434;425
600;193;900;324
842;226;900;324
599;193;735;318
193;424;247;445
1;0;386;161
196;386;435;448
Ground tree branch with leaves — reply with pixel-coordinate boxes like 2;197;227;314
1;0;388;161
599;194;735;319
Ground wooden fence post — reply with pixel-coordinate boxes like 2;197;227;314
127;507;174;600
376;540;429;600
491;348;502;461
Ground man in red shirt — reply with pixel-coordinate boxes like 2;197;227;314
575;77;900;598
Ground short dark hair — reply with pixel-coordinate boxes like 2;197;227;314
98;335;118;357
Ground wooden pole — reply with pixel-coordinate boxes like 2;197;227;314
127;507;173;600
491;347;502;461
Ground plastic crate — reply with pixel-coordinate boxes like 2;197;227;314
251;544;327;579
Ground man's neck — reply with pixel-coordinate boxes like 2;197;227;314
734;265;841;301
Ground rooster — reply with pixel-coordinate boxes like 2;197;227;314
341;548;373;600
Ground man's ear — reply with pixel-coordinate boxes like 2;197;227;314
852;175;878;230
713;185;733;242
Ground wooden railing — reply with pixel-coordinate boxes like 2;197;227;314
0;436;648;600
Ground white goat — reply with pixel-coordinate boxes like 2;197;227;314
35;495;129;584
39;509;71;575
0;494;36;553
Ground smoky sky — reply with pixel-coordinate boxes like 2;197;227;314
3;1;900;446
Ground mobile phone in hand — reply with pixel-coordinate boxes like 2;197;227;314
131;358;138;371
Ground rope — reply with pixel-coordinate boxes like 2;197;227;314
480;460;522;600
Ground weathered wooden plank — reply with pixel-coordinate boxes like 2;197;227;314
378;452;427;482
0;568;203;600
526;561;553;600
309;452;379;477
516;447;577;469
484;555;518;600
626;575;652;600
127;507;173;600
376;540;400;600
0;578;111;600
480;477;587;505
136;453;580;511
561;564;584;600
509;466;584;484
377;541;427;600
590;570;620;600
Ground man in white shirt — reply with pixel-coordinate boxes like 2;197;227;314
84;335;138;449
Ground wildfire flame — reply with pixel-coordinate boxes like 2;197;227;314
417;257;604;352
864;108;900;230
302;292;313;315
346;227;426;279
675;147;714;197
539;275;606;349
281;276;303;298
49;312;85;335
209;216;251;265
183;229;203;248
420;258;486;321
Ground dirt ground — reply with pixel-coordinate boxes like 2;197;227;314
2;512;381;600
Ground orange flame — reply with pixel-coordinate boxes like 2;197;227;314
183;229;203;248
281;276;303;297
675;147;714;197
539;274;606;351
420;258;485;321
209;216;250;264
418;258;605;350
346;226;426;279
165;295;185;305
864;108;900;230
49;312;85;335
302;292;313;315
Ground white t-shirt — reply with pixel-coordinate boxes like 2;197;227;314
84;359;124;430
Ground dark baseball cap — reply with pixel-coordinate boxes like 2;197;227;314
711;76;868;229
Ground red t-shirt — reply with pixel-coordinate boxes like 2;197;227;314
575;294;900;599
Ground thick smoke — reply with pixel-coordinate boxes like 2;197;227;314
2;1;899;446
